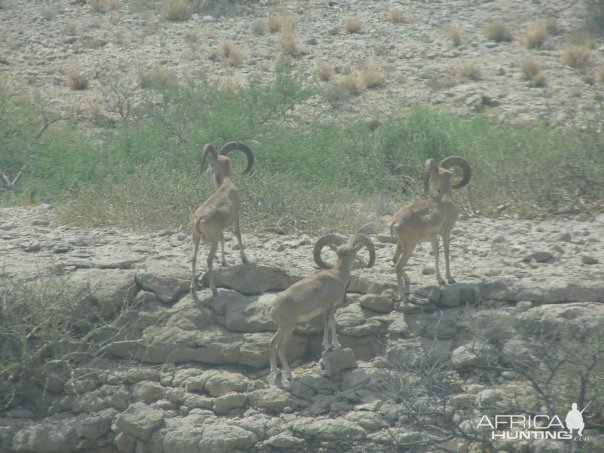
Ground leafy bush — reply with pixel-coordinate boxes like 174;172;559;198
2;68;604;231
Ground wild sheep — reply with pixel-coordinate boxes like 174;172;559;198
389;156;471;299
269;233;375;380
191;142;254;300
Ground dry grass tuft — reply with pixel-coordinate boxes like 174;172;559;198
569;84;584;97
64;20;79;36
215;40;245;65
277;15;297;57
563;46;592;69
161;0;191;21
484;21;513;42
89;0;120;13
267;14;282;33
278;31;297;56
339;74;363;95
344;19;363;34
362;66;386;89
66;71;89;90
569;30;598;49
315;60;335;81
387;7;408;24
457;62;482;81
444;25;462;47
139;67;173;88
519;58;546;86
525;21;550;49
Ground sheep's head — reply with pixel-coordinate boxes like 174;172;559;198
313;233;376;271
200;142;254;187
424;156;471;196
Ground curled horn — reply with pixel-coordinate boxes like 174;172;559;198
439;156;472;189
313;234;345;269
352;233;376;268
199;143;217;175
423;159;439;194
217;141;254;175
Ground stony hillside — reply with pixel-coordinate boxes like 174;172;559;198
1;0;603;130
1;205;604;452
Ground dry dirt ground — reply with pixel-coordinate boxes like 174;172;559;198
1;0;603;129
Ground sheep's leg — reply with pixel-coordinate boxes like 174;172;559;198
233;216;249;264
392;243;402;265
322;306;331;351
191;238;201;302
269;328;282;376
328;302;341;350
431;238;446;286
207;241;219;295
277;328;294;381
219;233;227;267
394;245;415;299
442;233;455;284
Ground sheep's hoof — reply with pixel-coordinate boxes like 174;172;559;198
447;277;456;284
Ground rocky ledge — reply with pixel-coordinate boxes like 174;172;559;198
0;205;603;452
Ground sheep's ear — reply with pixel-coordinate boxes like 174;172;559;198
329;244;339;252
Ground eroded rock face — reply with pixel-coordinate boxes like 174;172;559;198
1;205;604;452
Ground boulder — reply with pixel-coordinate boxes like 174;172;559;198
74;408;118;440
114;402;165;440
11;414;80;453
135;262;190;305
68;268;137;317
451;342;498;369
213;392;248;415
198;424;257;452
322;348;357;377
291;417;367;441
247;388;294;413
203;263;298;295
203;371;251;397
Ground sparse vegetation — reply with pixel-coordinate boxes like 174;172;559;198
457;62;481;81
525;20;550;49
362;65;386;89
64;20;79;36
66;71;89;90
570;84;584;97
89;0;119;13
387;7;408;24
520;59;547;87
267;14;282;33
315;60;335;81
139;67;173;88
585;0;604;35
278;30;297;57
0;274;142;411
444;25;462;47
344;19;363;34
215;40;245;66
277;15;297;57
338;74;363;95
160;0;191;22
563;45;592;69
484;21;513;42
2;68;604;229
